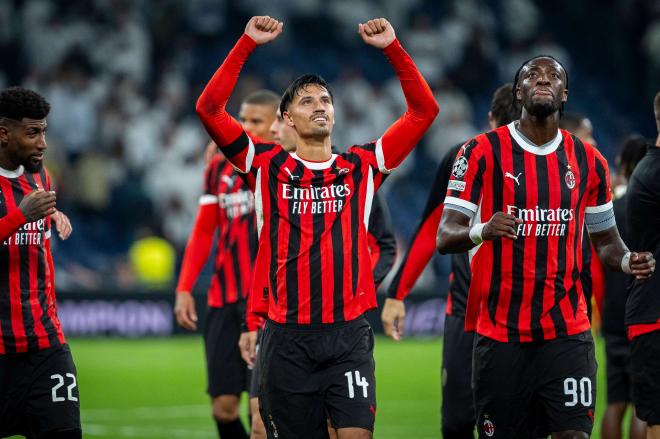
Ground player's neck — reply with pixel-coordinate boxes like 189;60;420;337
517;112;559;147
0;154;20;172
655;134;660;148
295;137;333;162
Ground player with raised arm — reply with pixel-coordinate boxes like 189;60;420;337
381;83;520;438
174;89;279;439
625;91;660;439
0;87;80;439
436;56;655;438
197;15;438;439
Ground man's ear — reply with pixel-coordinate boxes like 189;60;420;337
283;110;295;128
0;124;10;145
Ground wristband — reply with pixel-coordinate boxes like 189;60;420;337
469;223;486;245
621;251;632;274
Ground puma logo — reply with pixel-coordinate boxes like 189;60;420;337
284;167;300;181
505;172;523;186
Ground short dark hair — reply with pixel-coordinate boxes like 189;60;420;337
618;134;648;180
558;111;585;133
279;74;333;116
490;83;521;126
243;89;280;109
512;55;568;116
653;90;660;134
0;86;50;121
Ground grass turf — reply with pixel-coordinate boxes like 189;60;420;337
9;335;629;438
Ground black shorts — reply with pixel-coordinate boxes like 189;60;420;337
441;314;475;437
604;333;633;404
473;330;597;438
630;330;660;426
204;304;249;397
259;317;376;438
0;344;81;438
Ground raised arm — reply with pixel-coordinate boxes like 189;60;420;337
358;18;439;173
196;16;283;172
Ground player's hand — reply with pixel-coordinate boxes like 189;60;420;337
204;141;218;164
358;18;396;49
483;212;522;241
239;331;258;367
381;298;405;341
244;16;283;45
50;209;73;240
174;292;198;331
19;190;56;222
629;252;655;280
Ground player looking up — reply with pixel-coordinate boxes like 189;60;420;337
437;56;655;438
197;15;438;439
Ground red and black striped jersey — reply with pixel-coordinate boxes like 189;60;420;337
388;143;471;317
445;123;612;342
176;155;257;308
366;193;397;289
0;166;65;353
196;34;438;326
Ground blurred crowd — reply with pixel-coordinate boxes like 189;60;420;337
0;0;658;292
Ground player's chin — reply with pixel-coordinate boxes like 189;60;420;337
24;158;44;173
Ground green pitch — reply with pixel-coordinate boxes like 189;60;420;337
10;335;625;438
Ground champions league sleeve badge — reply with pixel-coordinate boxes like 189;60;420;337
452;156;469;179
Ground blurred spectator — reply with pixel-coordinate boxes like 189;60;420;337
0;0;655;295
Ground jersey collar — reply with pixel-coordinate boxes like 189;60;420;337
0;165;25;178
508;121;562;156
290;152;337;170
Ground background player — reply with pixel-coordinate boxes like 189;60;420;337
600;135;648;439
625;91;660;439
196;15;438;438
437;56;654;438
0;86;81;438
174;89;279;439
381;82;520;438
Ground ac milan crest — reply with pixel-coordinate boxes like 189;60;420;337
565;168;576;189
483;418;495;437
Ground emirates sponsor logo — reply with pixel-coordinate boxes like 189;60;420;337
3;218;47;246
219;190;254;219
283;183;351;215
506;205;575;237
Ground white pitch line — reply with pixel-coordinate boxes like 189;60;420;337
82;404;210;421
83;423;214;438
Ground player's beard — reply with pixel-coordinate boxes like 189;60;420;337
526;100;559;119
23;158;44;173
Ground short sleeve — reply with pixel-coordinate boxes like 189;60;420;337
444;138;486;215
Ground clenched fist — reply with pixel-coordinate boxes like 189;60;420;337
19;190;56;222
483;211;523;241
358;18;396;49
244;16;283;45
